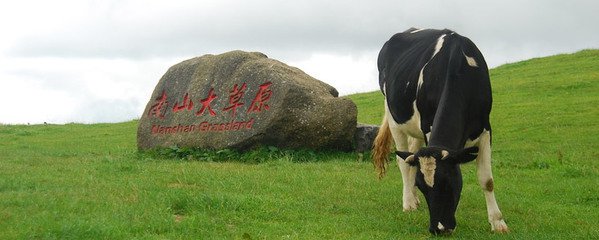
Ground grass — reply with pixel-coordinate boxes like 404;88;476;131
1;50;599;239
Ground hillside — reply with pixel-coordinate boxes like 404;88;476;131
0;50;598;239
347;49;599;167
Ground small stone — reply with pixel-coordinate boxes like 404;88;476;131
354;123;380;153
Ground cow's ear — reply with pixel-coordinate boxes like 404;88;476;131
396;151;417;166
454;146;479;164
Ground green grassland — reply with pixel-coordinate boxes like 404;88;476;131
1;50;598;239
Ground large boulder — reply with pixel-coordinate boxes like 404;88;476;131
137;50;357;151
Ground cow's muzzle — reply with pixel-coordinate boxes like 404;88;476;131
430;222;455;235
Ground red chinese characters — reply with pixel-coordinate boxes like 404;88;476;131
148;81;272;119
196;88;218;117
172;93;194;113
148;90;168;119
223;83;247;118
247;82;273;113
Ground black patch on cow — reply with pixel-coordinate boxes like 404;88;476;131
378;28;492;151
379;28;494;234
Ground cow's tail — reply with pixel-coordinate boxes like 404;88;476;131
372;111;392;179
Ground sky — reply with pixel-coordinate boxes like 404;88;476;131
1;0;597;124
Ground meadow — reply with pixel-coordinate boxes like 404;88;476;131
1;50;598;239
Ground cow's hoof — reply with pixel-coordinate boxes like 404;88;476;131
402;206;417;212
402;196;419;212
491;219;509;233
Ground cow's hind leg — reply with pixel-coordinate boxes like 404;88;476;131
476;130;509;233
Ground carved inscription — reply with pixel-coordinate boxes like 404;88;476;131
148;81;272;135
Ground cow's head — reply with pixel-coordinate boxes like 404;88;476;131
396;146;478;235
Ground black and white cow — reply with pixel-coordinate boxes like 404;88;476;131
372;28;509;234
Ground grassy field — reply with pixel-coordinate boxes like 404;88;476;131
1;50;598;239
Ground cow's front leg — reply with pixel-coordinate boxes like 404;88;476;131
476;130;509;233
389;127;419;211
396;154;419;211
407;137;424;206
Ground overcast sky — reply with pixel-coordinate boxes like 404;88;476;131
1;0;597;124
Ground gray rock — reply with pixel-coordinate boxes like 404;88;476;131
137;50;357;151
354;123;380;153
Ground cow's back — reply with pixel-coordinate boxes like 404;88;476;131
379;28;492;148
378;28;454;125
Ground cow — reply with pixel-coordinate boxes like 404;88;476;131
371;28;509;234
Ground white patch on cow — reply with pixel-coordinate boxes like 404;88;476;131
464;134;482;148
382;82;386;95
463;52;479;67
419;156;436;187
417;34;447;93
410;28;427;34
417;63;427;91
432;34;447;58
437;222;445;231
387;101;423;140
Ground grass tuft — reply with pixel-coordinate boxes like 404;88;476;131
143;145;356;164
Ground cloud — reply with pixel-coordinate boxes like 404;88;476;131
0;80;77;124
69;97;143;124
0;56;174;124
5;1;405;59
289;52;379;95
7;0;599;63
1;0;598;124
